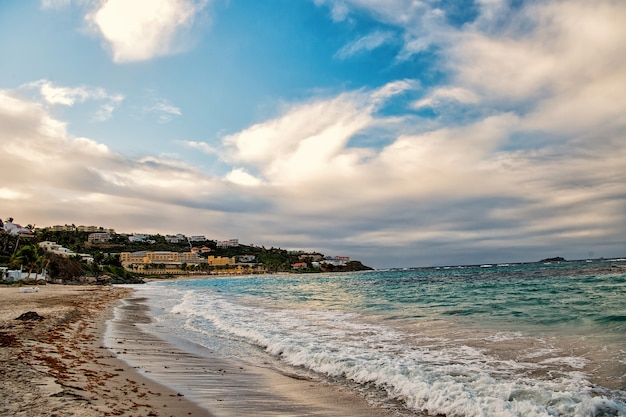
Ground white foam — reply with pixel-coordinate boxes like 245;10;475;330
155;288;626;417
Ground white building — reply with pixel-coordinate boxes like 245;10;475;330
165;234;186;243
88;232;111;244
321;256;350;267
129;234;155;243
188;235;207;242
3;221;33;237
217;239;239;248
38;241;76;257
238;254;256;263
1;267;47;282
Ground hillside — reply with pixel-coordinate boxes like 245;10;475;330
1;225;372;283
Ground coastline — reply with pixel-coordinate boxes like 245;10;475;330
0;284;212;417
109;287;397;417
1;282;397;416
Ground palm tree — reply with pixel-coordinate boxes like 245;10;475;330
10;245;42;283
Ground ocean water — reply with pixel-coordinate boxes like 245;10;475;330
130;259;626;417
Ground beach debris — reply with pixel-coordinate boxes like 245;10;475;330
0;331;19;347
15;311;45;321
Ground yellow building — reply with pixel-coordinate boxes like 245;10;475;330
206;255;236;266
119;251;235;274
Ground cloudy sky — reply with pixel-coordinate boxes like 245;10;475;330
1;0;625;267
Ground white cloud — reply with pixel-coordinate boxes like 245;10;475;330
335;30;395;59
0;187;27;200
225;168;262;187
0;89;243;235
41;0;75;9
87;0;208;62
183;140;217;154
145;98;183;123
22;80;124;121
413;87;479;109
11;0;626;266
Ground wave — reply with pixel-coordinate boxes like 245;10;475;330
165;289;626;417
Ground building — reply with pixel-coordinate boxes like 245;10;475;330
298;253;323;262
38;241;76;257
38;241;93;263
119;251;233;274
3;221;33;237
291;262;308;270
238;255;256;263
321;256;350;267
88;232;111;244
188;235;207;242
165;234;186;243
206;255;235;266
1;267;47;282
128;234;154;243
216;239;238;248
49;225;75;232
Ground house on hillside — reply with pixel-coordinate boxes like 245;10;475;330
165;234;186;243
128;234;155;243
292;262;308;270
321;256;350;267
3;221;33;237
216;239;238;248
88;232;111;244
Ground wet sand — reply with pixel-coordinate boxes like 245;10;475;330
0;284;212;416
109;295;396;417
1;283;397;416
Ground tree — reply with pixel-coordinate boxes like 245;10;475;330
10;245;42;282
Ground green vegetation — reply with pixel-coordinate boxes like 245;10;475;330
1;220;371;284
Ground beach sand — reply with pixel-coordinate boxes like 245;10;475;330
109;294;396;417
0;284;212;417
1;283;397;417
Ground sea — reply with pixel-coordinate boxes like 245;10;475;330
119;259;626;417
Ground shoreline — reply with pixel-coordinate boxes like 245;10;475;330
1;283;398;416
0;284;212;417
109;287;398;417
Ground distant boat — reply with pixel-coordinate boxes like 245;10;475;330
480;264;493;268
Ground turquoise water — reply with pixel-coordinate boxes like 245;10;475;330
134;259;626;416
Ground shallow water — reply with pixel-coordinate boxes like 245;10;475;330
129;259;626;416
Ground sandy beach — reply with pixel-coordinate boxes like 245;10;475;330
0;284;212;417
1;283;394;417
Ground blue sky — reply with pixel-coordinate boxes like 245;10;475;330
1;0;625;267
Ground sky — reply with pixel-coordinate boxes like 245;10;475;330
1;0;625;268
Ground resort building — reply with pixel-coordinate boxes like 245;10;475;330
38;241;93;263
165;234;186;243
128;234;151;243
119;251;235;274
39;241;76;257
76;225;115;233
206;255;236;266
49;225;76;232
216;239;239;248
321;256;350;266
87;232;111;244
238;255;256;263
